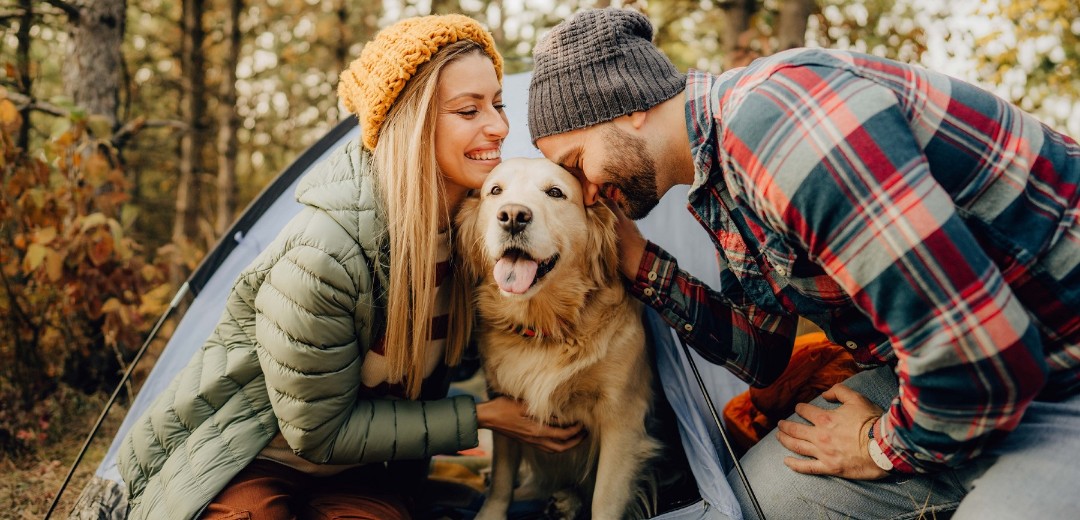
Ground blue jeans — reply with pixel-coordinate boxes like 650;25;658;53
727;365;1080;519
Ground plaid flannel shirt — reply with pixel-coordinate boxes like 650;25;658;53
629;49;1080;474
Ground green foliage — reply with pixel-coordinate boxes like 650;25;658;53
809;0;930;62
0;93;170;456
970;0;1080;136
645;0;929;74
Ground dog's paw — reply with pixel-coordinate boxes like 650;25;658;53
544;489;585;520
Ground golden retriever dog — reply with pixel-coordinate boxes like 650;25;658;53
454;157;660;520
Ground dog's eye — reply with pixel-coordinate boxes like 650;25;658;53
546;187;565;199
490;185;502;196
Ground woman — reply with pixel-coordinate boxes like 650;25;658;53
117;15;584;520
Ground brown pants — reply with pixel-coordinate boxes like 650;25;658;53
199;459;412;520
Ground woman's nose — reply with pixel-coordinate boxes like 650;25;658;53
486;112;509;139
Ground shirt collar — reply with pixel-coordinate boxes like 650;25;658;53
684;68;741;198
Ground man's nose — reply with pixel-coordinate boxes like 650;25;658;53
580;180;601;206
497;204;532;235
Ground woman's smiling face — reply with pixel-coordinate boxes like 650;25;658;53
435;52;509;197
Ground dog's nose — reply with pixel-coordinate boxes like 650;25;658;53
498;204;532;235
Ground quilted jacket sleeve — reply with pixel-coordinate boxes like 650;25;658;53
253;152;478;466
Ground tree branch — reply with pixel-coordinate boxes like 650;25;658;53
5;91;68;118
112;116;188;149
0;8;27;20
4;92;186;149
40;0;79;19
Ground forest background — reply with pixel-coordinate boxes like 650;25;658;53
1;0;1077;517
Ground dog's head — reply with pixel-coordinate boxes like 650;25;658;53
455;157;619;299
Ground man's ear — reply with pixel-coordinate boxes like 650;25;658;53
612;111;648;134
452;195;484;285
585;202;620;285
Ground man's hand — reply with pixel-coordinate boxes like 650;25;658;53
603;199;647;280
476;395;586;453
775;383;890;480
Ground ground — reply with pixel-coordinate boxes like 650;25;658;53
0;393;124;519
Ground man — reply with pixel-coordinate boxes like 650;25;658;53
527;7;1080;519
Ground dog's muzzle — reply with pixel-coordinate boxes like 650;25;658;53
498;204;531;236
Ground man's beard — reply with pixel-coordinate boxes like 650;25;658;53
601;126;660;220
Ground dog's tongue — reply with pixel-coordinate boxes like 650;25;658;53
494;256;538;294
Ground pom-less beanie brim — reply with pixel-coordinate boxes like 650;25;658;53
528;8;685;143
338;14;503;150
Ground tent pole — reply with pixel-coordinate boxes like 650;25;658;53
45;283;191;519
679;338;767;520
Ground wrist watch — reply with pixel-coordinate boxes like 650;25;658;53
867;422;895;472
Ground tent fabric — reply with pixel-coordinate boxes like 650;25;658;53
68;72;750;520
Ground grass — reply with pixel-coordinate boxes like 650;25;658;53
0;390;125;519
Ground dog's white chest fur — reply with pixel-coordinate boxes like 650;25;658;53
481;329;609;425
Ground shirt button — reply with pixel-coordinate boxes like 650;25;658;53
845;340;858;350
774;265;788;277
683;324;693;332
643;287;655;297
647;271;658;281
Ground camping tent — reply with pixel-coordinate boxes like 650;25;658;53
66;72;750;519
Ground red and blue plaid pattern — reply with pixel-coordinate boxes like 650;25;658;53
630;48;1080;474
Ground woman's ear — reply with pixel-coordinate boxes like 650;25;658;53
585;203;620;285
452;194;484;284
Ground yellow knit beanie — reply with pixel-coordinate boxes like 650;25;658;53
338;14;503;150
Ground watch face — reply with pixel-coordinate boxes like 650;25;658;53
868;436;894;472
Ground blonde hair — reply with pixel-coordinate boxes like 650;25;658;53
372;40;486;398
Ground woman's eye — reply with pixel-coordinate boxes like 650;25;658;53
546;187;564;198
458;109;479;118
493;103;506;111
490;185;502;195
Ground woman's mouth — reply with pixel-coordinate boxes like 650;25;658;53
466;149;501;161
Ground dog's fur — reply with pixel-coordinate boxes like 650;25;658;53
455;158;660;520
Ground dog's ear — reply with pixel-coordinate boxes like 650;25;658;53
452;193;485;285
585;203;620;284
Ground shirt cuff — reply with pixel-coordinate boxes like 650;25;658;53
626;240;674;306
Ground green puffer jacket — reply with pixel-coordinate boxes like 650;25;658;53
117;140;480;520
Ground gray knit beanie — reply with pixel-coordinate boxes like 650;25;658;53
528;8;686;143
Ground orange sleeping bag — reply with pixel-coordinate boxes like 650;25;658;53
721;332;861;455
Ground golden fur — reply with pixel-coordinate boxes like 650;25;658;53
455;158;660;519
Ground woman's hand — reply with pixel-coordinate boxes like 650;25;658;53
476;396;587;453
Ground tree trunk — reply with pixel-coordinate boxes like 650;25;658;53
15;0;32;150
490;0;505;48
717;0;758;69
776;0;814;51
172;0;206;280
215;0;241;238
64;0;126;131
430;0;460;15
329;0;349;125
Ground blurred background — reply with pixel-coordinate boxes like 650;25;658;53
0;0;1077;516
